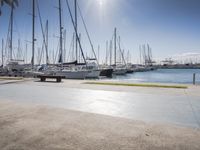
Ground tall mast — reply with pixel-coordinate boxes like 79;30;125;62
98;45;100;64
77;3;99;66
25;43;27;64
119;36;121;63
78;33;81;62
142;44;146;66
114;27;117;66
75;0;78;61
127;50;129;64
66;0;87;65
46;20;49;64
32;0;35;68
63;29;66;63
118;36;127;66
147;44;150;65
139;45;142;65
10;2;14;60
72;33;75;61
110;40;112;66
106;41;108;65
59;0;63;66
1;39;4;67
17;39;20;59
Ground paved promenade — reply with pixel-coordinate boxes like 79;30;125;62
0;79;200;149
0;100;200;150
0;79;200;127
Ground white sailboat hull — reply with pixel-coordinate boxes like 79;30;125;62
56;70;89;79
86;70;100;78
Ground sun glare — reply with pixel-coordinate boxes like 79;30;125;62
98;0;104;7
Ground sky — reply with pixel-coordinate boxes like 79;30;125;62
0;0;200;64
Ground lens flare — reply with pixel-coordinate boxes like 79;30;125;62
98;0;104;7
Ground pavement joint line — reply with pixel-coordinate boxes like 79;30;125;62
184;89;200;128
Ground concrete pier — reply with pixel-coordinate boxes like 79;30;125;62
0;79;200;149
0;100;200;150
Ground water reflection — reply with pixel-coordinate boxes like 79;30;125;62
106;69;200;84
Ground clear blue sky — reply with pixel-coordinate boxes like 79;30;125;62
0;0;200;63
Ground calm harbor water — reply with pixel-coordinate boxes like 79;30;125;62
110;69;200;84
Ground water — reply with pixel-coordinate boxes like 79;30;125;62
109;69;200;84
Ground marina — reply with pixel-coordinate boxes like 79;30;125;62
1;0;200;149
0;0;199;79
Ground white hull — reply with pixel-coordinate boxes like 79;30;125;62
56;70;89;79
86;70;100;78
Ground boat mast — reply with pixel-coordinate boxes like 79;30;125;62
63;29;66;62
72;33;75;61
32;0;35;69
139;45;142;65
127;50;130;64
143;44;146;66
98;45;100;64
77;3;99;66
10;2;14;61
110;40;112;66
46;20;49;64
59;0;63;68
118;36;127;67
66;0;87;65
25;42;27;64
75;0;78;61
114;27;117;66
78;33;81;62
17;39;20;59
106;41;108;65
1;39;4;67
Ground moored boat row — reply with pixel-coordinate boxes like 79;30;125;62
0;0;157;80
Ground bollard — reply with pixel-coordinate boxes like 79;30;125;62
193;73;196;85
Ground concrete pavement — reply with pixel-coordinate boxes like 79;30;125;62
0;100;200;150
0;79;200;127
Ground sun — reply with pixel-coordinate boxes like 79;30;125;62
99;0;103;6
98;0;104;6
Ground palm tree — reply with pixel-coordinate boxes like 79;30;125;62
0;0;18;15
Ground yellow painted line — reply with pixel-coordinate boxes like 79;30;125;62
84;82;188;89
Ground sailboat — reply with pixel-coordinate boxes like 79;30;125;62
42;0;86;79
1;0;33;77
54;0;100;79
111;28;127;75
99;67;113;78
113;65;127;75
